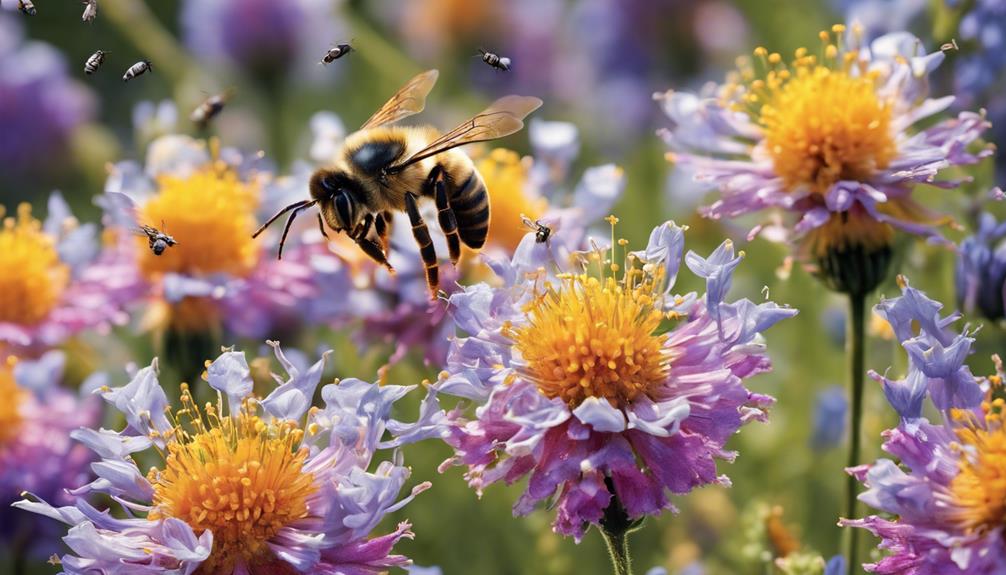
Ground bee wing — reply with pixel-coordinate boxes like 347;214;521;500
102;191;142;230
360;69;439;130
389;95;543;172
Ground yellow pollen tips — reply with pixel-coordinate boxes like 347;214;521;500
478;148;546;252
0;358;25;445
148;391;315;573
139;164;261;279
0;204;69;325
949;397;1006;535
510;268;670;408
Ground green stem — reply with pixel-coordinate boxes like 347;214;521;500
599;481;637;575
844;292;867;573
600;524;632;575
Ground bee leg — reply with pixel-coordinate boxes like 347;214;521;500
375;211;392;250
405;191;440;297
352;214;394;272
317;213;330;239
429;169;461;265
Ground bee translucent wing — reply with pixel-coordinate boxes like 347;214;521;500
360;69;439;130
102;191;142;230
390;95;543;171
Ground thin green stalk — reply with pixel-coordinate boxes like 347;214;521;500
599;482;638;575
844;292;867;573
600;524;632;575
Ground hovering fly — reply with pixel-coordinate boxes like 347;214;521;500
138;224;177;255
18;0;36;15
253;69;542;296
479;48;511;72
81;0;97;22
521;215;551;245
190;89;234;129
320;43;353;65
122;60;152;82
84;50;108;75
103;192;178;256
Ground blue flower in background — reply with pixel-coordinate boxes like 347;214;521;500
956;210;1006;322
811;386;848;450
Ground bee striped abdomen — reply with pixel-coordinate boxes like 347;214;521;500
450;171;489;249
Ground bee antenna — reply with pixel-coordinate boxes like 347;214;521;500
277;203;314;260
252;200;313;239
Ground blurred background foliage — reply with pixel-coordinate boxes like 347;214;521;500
1;0;1002;573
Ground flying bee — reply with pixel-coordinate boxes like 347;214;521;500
190;89;234;129
320;42;353;65
122;60;152;82
18;0;36;15
253;69;542;296
84;50;108;75
138;224;177;255
521;214;551;245
102;192;178;256
479;48;511;72
81;0;97;22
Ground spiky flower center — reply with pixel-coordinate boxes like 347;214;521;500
949;393;1006;534
0;204;69;325
478;148;546;252
148;385;316;574
139;163;260;280
508;230;670;408
730;26;897;194
0;358;25;445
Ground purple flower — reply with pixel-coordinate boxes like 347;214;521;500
656;26;992;291
0;15;95;184
841;281;1006;574
100;132;356;340
956;210;1006;322
954;0;1006;106
15;343;436;574
434;220;796;540
0;193;142;352
0;351;99;556
811;386;848;450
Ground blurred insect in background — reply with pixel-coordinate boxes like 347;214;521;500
104;192;178;256
521;214;551;245
479;48;511;72
320;42;353;65
122;60;152;82
18;0;36;15
81;0;97;23
253;69;542;296
84;50;108;75
190;89;234;129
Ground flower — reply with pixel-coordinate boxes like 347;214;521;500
0;194;141;351
840;279;1006;573
101;134;355;340
434;219;796;540
656;25;992;294
956;210;1006;322
954;0;1006;107
0;14;95;186
811;386;848;450
15;342;435;574
0;352;99;556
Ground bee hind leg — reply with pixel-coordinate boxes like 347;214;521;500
405;191;440;298
428;168;461;264
351;214;394;272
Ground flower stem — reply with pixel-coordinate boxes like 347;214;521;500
599;481;637;575
844;291;867;572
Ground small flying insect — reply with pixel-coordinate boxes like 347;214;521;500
103;191;178;256
521;214;551;245
84;50;108;75
320;42;353;65
122;60;152;82
138;224;177;255
18;0;36;15
253;69;542;297
81;0;97;22
190;89;234;129
479;48;511;72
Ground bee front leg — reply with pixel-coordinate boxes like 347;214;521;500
428;168;461;264
351;213;394;272
405;192;440;298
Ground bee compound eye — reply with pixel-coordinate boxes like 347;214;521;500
321;175;340;195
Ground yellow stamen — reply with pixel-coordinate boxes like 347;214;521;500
0;357;25;445
148;385;315;574
0;204;69;325
477;148;547;253
949;390;1006;534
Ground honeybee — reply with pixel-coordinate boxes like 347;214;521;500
253;69;542;296
320;43;353;65
479;48;511;72
18;0;36;15
138;224;177;255
84;50;107;75
81;0;97;22
122;60;151;82
103;192;178;256
190;89;233;129
521;214;551;245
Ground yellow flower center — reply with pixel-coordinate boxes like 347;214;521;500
731;26;897;194
508;236;670;408
0;204;69;325
478;148;547;253
148;385;316;574
139;163;260;280
949;394;1006;534
0;358;25;446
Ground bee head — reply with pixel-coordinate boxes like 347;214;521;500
152;239;167;255
310;169;363;232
